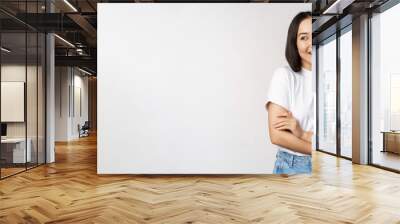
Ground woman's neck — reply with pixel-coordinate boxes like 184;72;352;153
301;62;311;71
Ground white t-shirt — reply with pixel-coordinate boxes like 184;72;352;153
266;66;315;156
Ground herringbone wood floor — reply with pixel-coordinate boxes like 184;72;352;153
1;134;400;224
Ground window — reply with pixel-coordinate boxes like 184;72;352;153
370;2;400;171
0;1;46;179
317;36;337;154
339;28;352;158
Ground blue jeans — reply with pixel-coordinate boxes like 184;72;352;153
273;150;312;175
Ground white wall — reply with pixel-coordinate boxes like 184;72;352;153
1;65;41;138
1;66;26;126
98;3;311;174
72;73;89;138
55;67;69;141
55;67;89;141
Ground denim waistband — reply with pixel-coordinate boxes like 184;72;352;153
276;150;311;167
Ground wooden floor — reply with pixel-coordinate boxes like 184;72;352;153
0;167;26;178
1;163;43;178
1;135;400;224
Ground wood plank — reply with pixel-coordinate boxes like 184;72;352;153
0;134;399;223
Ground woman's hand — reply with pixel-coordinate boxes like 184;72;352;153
273;111;304;138
267;102;312;154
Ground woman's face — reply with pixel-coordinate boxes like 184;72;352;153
297;17;312;69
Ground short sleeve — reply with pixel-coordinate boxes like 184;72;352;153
266;67;290;111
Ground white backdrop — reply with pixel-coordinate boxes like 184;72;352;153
98;3;311;174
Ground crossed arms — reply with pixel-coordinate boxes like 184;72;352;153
266;102;313;155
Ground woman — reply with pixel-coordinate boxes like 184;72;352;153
266;12;314;175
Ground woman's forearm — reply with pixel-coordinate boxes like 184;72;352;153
270;129;311;155
300;131;313;143
267;102;312;154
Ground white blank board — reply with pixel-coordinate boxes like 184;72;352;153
98;3;311;174
1;82;24;122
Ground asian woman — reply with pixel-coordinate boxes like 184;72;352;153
266;11;314;175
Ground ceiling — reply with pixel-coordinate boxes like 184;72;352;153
0;0;393;75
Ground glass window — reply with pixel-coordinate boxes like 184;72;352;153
1;31;28;178
27;31;38;169
339;28;352;158
0;1;46;179
371;3;400;171
38;32;46;165
318;36;337;154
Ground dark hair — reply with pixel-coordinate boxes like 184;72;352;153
285;11;311;72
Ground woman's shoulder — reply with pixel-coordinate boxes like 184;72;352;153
272;65;295;80
274;65;295;75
